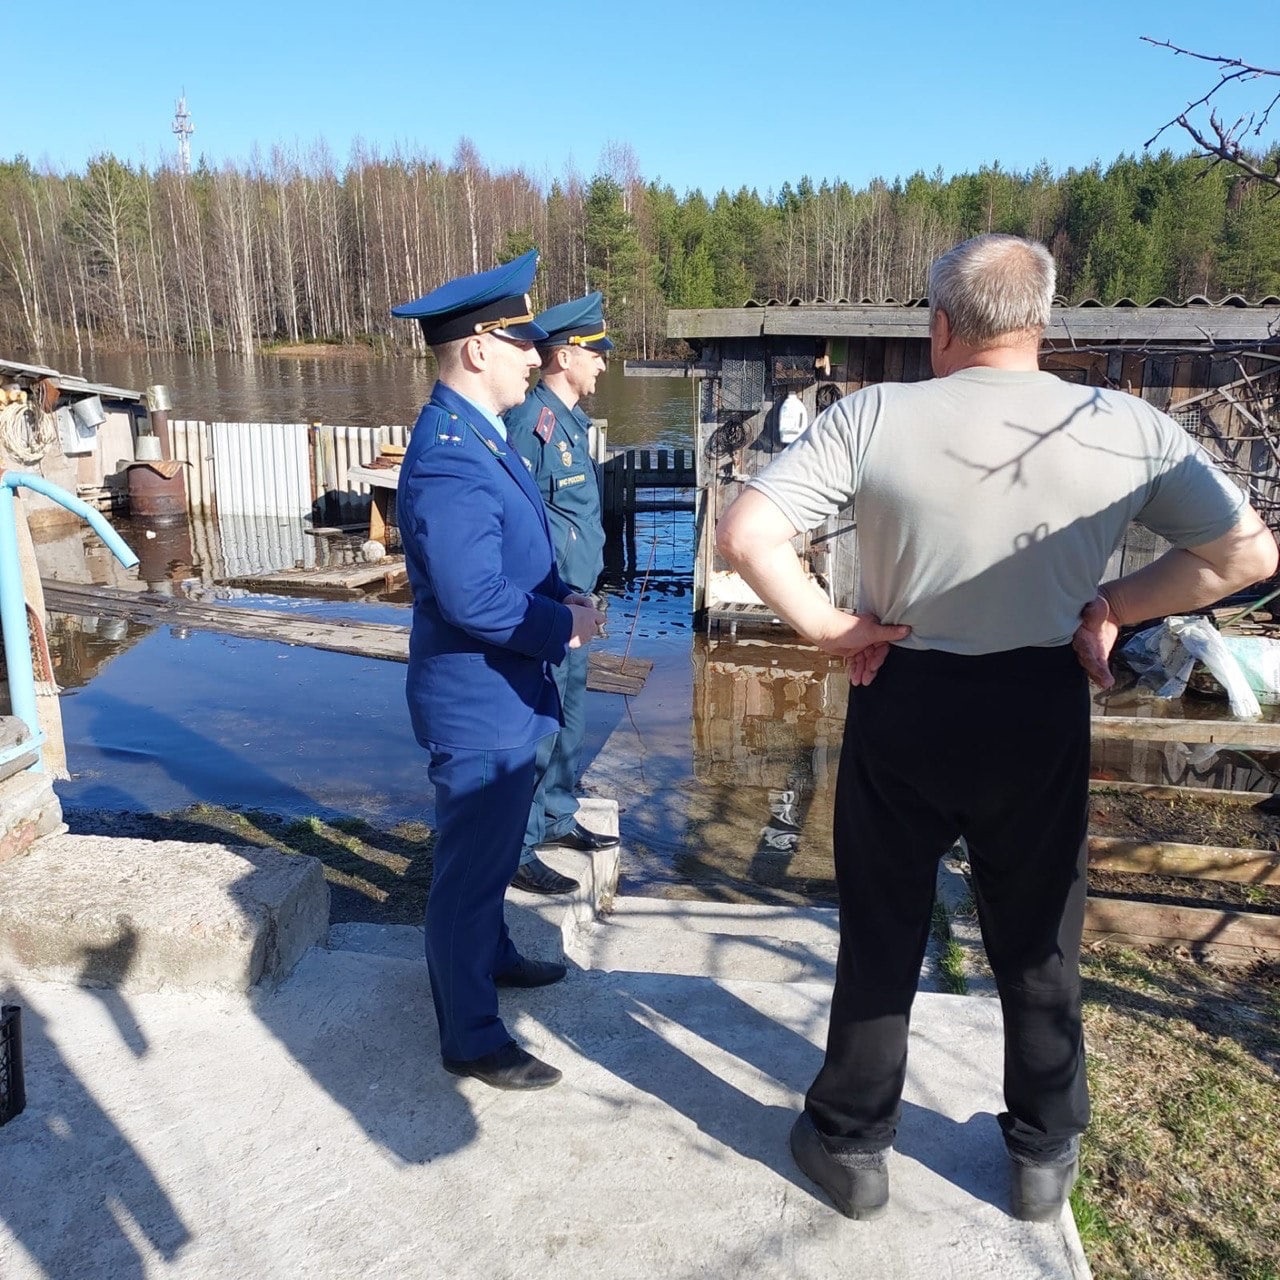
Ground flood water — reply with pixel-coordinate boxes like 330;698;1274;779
42;348;840;903
44;348;697;447
36;348;1280;907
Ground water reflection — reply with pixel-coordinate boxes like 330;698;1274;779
39;350;694;446
1092;677;1280;792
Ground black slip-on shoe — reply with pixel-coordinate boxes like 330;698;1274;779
1010;1142;1080;1222
789;1111;890;1220
494;956;568;988
443;1041;562;1090
540;820;620;853
511;855;579;896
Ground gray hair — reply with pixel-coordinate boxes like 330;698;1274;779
928;234;1056;346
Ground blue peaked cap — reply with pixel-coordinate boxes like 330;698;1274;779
535;291;614;353
391;249;548;345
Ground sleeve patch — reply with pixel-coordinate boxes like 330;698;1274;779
534;407;557;444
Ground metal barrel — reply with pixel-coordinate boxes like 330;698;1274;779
127;462;188;525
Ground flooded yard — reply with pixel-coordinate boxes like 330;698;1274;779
39;507;1280;916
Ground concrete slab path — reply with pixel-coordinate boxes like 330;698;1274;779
0;941;1089;1279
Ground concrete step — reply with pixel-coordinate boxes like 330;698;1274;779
0;949;1089;1279
0;832;328;992
0;770;64;866
326;798;622;967
579;899;843;983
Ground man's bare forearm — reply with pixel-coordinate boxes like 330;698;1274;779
716;487;910;659
1101;509;1278;626
723;535;845;642
715;487;847;642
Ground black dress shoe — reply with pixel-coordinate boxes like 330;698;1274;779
510;855;579;896
443;1041;562;1090
540;820;620;853
494;955;567;988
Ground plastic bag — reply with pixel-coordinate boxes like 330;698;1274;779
1119;616;1261;719
1220;636;1280;704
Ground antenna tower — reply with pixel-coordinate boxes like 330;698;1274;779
172;94;195;175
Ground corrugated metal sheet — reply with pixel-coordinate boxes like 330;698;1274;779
737;294;1280;309
172;419;412;523
171;419;216;516
214;512;317;578
211;421;312;518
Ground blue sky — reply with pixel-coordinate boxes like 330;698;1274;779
3;1;1276;194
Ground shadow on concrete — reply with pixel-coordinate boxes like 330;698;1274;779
0;986;190;1278
551;971;1009;1212
247;947;483;1164
76;923;148;1057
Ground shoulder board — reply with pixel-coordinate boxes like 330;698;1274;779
534;406;557;445
425;410;466;448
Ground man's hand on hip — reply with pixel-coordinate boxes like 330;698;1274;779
1072;593;1119;688
809;611;911;683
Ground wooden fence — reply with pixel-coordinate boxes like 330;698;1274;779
600;448;697;527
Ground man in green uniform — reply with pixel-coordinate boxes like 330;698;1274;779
504;293;620;895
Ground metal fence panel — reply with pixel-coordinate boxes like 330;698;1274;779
211;422;311;518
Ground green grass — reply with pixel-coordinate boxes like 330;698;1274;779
930;899;968;995
1074;948;1280;1279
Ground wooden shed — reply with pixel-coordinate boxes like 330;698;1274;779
647;298;1280;628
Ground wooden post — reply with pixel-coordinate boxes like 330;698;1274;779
624;450;637;517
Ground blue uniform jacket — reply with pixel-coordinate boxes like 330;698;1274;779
398;382;573;751
504;383;605;594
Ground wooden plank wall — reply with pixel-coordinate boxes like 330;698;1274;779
697;338;1279;617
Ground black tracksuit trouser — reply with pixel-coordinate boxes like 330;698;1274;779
805;643;1091;1162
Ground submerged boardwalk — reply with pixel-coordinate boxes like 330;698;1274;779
40;581;651;695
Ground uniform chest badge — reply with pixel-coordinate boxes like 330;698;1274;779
534;407;556;444
559;442;573;467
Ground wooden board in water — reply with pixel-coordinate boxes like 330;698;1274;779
587;651;653;696
42;580;647;695
224;561;396;597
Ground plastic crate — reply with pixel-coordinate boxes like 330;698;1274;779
0;1004;25;1126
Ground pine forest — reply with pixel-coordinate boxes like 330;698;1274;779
1;139;1278;361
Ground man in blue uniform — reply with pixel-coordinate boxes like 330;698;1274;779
504;293;621;896
393;251;606;1090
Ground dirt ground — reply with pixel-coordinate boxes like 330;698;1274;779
1089;789;1280;915
1089;788;1280;850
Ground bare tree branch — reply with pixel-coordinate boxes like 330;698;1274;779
1142;37;1280;189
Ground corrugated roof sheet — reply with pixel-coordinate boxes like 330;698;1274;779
737;294;1280;309
0;356;142;403
669;298;1280;342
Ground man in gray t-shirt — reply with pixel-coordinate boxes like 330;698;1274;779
718;234;1276;1224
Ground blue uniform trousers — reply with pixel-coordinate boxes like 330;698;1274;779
519;644;587;863
425;735;554;1062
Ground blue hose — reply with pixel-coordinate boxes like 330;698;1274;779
0;471;138;772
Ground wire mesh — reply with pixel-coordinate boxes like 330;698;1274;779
720;352;766;414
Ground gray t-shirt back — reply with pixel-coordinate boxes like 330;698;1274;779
747;367;1245;654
